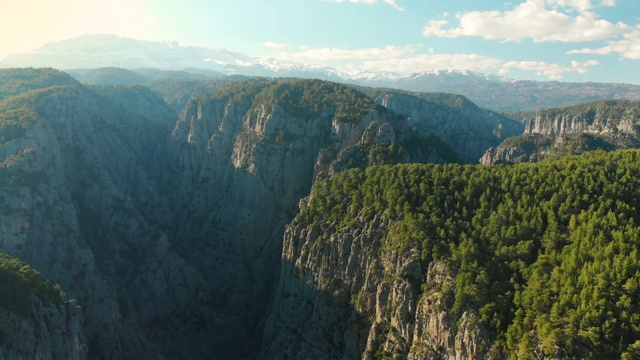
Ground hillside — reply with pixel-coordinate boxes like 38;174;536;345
264;150;640;359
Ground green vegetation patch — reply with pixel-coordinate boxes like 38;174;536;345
300;149;640;359
209;78;381;122
0;250;65;317
0;68;79;101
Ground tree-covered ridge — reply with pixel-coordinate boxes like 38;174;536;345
0;68;80;101
0;85;80;144
0;250;65;317
537;99;640;119
360;86;479;111
205;78;383;122
298;149;640;359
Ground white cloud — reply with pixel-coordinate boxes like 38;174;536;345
568;25;640;59
273;45;501;73
283;45;416;61
547;0;616;11
262;42;288;49
357;53;503;73
499;59;600;80
270;42;606;80
423;0;630;42
383;0;404;11
325;0;404;11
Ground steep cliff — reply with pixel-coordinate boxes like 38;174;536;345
162;78;463;354
0;69;215;358
363;89;524;163
263;152;640;359
10;69;630;359
482;100;640;165
0;250;86;359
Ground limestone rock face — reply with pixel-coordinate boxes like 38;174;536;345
481;100;640;165
0;298;86;360
164;80;423;353
523;105;640;136
0;76;211;358
262;213;490;359
372;91;524;163
480;143;535;165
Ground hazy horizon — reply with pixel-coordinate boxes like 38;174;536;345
1;0;638;84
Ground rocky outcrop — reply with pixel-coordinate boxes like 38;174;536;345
524;105;640;135
482;100;640;165
262;213;491;359
368;90;524;163
0;298;86;360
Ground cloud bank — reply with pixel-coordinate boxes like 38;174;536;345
423;0;629;42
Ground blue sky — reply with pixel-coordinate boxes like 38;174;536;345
1;0;638;83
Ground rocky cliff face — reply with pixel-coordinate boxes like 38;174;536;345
0;299;86;360
367;90;524;163
523;102;640;135
161;78;466;354
0;70;215;358
262;205;491;359
482;100;640;165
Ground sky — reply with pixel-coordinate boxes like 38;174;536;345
0;0;638;83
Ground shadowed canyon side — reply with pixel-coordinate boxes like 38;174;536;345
0;69;215;358
481;100;640;165
0;251;86;359
159;78;467;354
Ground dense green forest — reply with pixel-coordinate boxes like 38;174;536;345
299;149;640;359
0;250;65;317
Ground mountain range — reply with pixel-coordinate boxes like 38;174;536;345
2;34;640;111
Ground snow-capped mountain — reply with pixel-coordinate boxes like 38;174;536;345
2;34;639;110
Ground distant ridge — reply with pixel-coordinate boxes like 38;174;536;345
3;34;639;110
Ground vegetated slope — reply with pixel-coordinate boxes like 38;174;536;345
0;69;568;359
0;68;82;101
482;100;640;165
0;250;86;359
263;150;640;359
145;75;250;111
66;67;224;86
